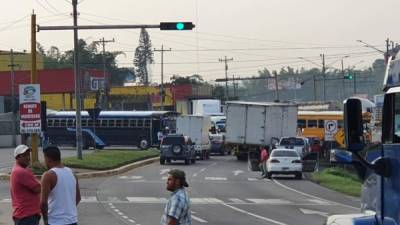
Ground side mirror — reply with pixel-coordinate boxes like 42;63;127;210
344;98;365;152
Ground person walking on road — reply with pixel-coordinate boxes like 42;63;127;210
161;169;192;225
10;144;42;225
40;146;81;225
260;146;269;178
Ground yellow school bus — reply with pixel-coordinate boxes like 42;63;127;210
297;111;343;141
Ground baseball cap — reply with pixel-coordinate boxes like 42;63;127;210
169;169;189;187
14;145;31;158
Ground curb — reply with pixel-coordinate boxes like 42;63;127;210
0;157;160;181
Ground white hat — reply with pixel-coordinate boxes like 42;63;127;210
14;145;31;158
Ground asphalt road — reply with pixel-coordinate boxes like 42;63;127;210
0;155;361;225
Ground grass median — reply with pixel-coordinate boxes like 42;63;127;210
311;167;362;197
62;149;160;170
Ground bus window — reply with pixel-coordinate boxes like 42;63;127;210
82;119;87;127
297;119;306;128
60;119;67;127
318;120;324;128
95;120;100;127
88;119;93;127
123;120;129;127
308;120;317;128
101;120;107;127
137;119;144;127
129;119;137;127
116;120;122;127
47;119;54;127
54;120;60;127
67;119;73;127
144;119;151;127
109;120;115;127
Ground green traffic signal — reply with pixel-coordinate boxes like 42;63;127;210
344;74;353;80
160;22;195;30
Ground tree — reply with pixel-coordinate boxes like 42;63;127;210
134;28;154;85
170;74;205;85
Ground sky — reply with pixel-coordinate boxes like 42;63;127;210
1;0;400;83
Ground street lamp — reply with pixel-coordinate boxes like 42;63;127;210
356;40;385;54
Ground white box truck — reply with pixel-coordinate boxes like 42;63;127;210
176;115;212;160
225;101;298;171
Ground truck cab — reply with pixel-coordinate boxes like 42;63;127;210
327;52;400;225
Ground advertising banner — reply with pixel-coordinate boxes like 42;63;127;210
19;84;41;133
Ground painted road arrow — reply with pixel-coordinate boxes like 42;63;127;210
299;208;329;217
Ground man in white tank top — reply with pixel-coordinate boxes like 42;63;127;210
40;146;81;225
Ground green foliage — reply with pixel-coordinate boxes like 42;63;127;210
311;167;361;196
134;28;154;85
63;149;159;170
170;74;205;85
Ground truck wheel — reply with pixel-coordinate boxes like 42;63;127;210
206;151;210;159
138;139;149;150
166;159;171;163
267;172;272;179
295;172;302;180
191;158;196;164
220;149;225;156
185;159;190;165
160;158;165;165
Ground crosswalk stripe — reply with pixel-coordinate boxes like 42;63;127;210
81;196;97;202
247;199;293;204
205;177;227;181
307;199;330;204
126;197;168;203
229;198;246;204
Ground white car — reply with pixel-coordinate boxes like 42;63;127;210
276;137;310;157
266;149;303;179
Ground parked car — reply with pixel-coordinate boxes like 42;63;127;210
159;134;196;165
277;136;310;157
266;149;303;179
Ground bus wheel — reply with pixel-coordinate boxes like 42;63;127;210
138;139;149;150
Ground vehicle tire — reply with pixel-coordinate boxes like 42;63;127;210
138;139;149;150
185;159;190;165
295;172;302;180
220;149;225;156
200;152;205;160
248;158;260;171
166;159;171;163
206;151;210;159
191;158;196;164
171;145;183;155
160;158;165;165
267;172;272;179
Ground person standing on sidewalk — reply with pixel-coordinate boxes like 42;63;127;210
161;169;191;225
10;144;42;225
40;146;81;225
260;146;269;178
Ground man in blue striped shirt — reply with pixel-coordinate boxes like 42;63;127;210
161;169;191;225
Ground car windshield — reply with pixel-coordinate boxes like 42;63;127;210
162;136;184;145
280;137;305;146
271;150;299;157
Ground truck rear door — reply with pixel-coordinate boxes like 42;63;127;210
245;106;266;145
226;104;246;144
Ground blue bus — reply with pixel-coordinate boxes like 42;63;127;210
46;111;178;149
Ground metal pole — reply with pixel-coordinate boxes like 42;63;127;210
354;71;357;95
274;71;279;102
161;45;164;110
321;54;326;101
313;75;316;101
10;49;16;147
72;0;83;159
341;59;345;99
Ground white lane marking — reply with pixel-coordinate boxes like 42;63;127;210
192;215;208;223
0;198;11;203
128;219;135;223
191;198;224;204
205;177;227;181
107;197;122;202
160;169;170;175
248;178;258;181
221;203;288;225
272;179;359;210
200;168;206;172
114;209;120;213
299;208;329;217
161;176;168;180
247;199;292;204
126;197;168;203
229;198;246;204
80;196;97;202
130;176;143;179
119;176;128;179
122;215;129;219
117;212;124;216
233;170;243;176
307;199;330;205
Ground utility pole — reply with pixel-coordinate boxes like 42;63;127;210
219;56;233;100
154;45;171;110
30;14;39;163
72;0;83;159
273;71;279;102
341;58;345;99
8;49;17;147
321;54;326;101
354;71;357;95
232;75;237;98
93;37;114;109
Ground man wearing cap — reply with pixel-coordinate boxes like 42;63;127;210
10;144;42;225
161;169;192;225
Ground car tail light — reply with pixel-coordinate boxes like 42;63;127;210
292;160;301;164
270;159;280;163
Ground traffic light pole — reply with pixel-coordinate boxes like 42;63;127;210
37;2;195;159
154;45;171;110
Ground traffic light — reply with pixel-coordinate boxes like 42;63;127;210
344;73;353;80
160;22;195;30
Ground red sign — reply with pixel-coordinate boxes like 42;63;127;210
19;103;41;121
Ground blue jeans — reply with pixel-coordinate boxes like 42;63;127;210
14;214;40;225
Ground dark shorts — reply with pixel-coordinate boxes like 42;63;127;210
14;214;40;225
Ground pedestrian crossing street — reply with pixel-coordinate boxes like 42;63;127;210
0;196;332;205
